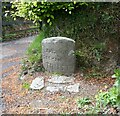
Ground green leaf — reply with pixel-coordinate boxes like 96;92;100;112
47;19;50;23
33;2;37;7
69;11;72;14
50;15;54;19
49;22;52;26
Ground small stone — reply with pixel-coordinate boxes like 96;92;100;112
48;75;74;84
19;75;26;80
30;77;44;90
80;73;84;77
66;83;80;93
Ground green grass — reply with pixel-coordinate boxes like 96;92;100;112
21;31;45;74
22;82;30;89
5;33;17;37
26;31;44;63
77;97;91;109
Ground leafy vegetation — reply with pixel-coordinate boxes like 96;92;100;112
11;2;119;77
26;31;44;63
2;2;39;42
11;2;92;25
77;69;120;114
95;87;117;111
77;97;91;109
21;31;45;75
93;69;120;113
22;82;30;89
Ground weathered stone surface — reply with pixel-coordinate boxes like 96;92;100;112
48;75;74;84
46;83;80;93
42;37;75;76
46;86;59;92
46;85;65;93
30;77;44;90
66;83;80;93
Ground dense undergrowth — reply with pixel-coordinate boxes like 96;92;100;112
10;2;119;76
43;4;119;76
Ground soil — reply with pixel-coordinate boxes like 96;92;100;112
2;65;116;114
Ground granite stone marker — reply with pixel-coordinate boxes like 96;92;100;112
42;37;75;75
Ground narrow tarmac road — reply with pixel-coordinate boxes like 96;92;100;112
1;35;36;77
0;35;36;114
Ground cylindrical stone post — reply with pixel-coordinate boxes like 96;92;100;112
42;37;75;76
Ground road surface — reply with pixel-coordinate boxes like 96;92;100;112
0;35;36;114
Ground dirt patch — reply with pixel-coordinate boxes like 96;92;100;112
2;67;115;114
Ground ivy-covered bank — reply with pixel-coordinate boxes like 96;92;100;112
46;4;119;76
12;2;119;76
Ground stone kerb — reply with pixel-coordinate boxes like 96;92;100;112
42;37;75;76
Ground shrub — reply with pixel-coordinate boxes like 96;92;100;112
92;69;120;113
21;31;45;74
77;69;120;114
26;31;44;63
